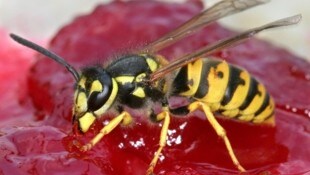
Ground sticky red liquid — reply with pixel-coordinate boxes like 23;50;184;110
0;1;309;175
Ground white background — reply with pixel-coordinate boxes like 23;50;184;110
0;0;309;59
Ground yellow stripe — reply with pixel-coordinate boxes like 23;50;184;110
146;58;158;72
240;84;266;115
221;70;251;110
181;59;203;96
115;76;135;85
202;61;229;103
238;114;254;122
94;78;118;116
263;115;275;126
222;109;239;118
252;97;275;124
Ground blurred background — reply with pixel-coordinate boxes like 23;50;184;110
0;0;309;59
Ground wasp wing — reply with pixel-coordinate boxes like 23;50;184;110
142;0;270;53
150;14;302;81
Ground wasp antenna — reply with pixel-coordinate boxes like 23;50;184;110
10;33;80;82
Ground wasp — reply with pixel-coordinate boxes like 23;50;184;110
10;0;301;174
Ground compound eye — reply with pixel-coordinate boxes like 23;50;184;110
87;90;109;111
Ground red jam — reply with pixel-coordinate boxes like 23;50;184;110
0;1;309;175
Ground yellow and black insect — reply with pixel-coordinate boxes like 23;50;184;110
10;0;301;174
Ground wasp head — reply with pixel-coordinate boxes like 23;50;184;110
73;66;118;133
8;34;119;133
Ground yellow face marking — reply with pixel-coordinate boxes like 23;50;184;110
115;76;135;85
132;87;146;98
221;70;251;110
90;80;103;93
181;59;203;96
136;73;146;82
78;77;86;89
241;84;267;115
94;78;118;116
202;61;229;103
75;92;88;114
146;58;158;72
78;112;96;133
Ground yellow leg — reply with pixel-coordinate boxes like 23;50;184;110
188;102;246;172
146;108;170;175
81;111;132;151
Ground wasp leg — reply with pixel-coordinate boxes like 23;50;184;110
146;107;170;175
188;101;246;172
81;111;132;151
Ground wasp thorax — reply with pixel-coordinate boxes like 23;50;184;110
73;67;117;133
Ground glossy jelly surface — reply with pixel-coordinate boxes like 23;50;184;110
0;1;310;175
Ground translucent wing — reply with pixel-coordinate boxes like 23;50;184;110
142;0;270;53
150;14;302;81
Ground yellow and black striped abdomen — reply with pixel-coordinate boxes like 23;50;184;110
172;58;275;125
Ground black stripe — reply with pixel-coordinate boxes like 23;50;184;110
171;66;189;95
169;106;190;116
254;93;270;116
221;66;245;106
194;60;221;98
239;77;261;110
106;55;150;77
